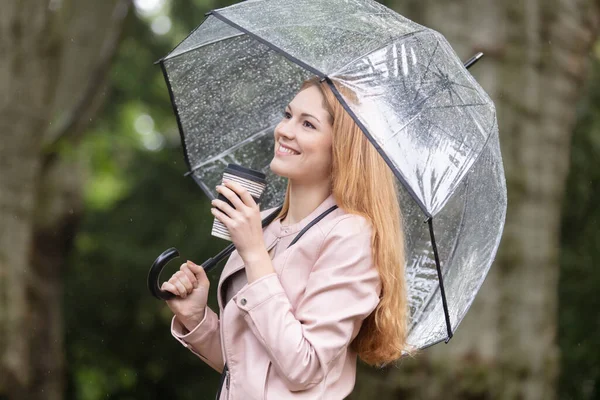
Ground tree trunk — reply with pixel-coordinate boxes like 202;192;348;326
352;0;600;399
0;1;129;399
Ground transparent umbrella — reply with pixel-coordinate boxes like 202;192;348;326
148;0;507;351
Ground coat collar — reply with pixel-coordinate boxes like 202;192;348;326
269;193;337;237
216;193;337;310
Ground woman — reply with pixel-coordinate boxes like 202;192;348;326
162;77;410;399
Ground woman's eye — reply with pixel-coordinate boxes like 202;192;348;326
283;111;291;119
303;121;315;129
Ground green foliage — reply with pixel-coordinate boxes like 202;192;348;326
65;145;226;400
558;46;600;400
64;1;237;399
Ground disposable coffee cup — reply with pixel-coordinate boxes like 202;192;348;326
211;164;267;241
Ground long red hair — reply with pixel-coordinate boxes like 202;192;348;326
275;77;411;367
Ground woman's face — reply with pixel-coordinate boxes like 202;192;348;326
270;85;333;185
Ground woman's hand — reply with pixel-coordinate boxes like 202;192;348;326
162;260;210;331
211;180;266;263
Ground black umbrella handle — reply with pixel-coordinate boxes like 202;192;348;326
148;247;181;300
148;206;284;301
148;246;233;301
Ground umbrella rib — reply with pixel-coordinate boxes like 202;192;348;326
254;21;379;38
329;29;429;76
186;126;275;174
158;15;210;63
448;85;488;139
427;218;454;342
160;62;195;173
387;86;444;141
324;77;431;216
211;11;325;78
412;39;440;103
447;80;479;93
162;32;246;62
426;102;489;110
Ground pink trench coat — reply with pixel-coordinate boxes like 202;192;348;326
170;194;382;399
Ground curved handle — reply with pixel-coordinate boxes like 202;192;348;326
148;247;180;300
148;207;285;300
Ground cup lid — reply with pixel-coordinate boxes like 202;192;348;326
224;164;267;184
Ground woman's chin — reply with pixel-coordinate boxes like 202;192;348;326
269;159;290;178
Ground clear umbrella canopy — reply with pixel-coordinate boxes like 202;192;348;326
159;0;507;350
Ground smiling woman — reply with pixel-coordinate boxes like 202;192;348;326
163;75;410;399
271;77;410;366
270;84;334;207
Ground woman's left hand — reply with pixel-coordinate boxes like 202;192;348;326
211;180;266;263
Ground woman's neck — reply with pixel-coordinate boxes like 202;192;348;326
282;180;331;226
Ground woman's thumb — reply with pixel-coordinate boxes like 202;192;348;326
187;260;208;282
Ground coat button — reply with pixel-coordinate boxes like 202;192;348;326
240;298;247;305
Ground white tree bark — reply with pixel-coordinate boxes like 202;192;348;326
352;0;600;399
0;1;129;399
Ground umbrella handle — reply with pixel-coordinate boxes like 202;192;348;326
148;247;180;300
148;247;221;300
148;206;284;300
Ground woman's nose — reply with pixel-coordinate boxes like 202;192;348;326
276;124;295;140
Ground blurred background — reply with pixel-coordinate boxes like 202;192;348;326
1;0;599;399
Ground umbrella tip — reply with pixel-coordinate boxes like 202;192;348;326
464;52;484;69
444;333;454;343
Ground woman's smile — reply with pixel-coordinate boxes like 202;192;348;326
276;142;301;157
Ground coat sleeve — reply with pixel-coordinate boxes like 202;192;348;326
233;215;382;392
171;306;225;373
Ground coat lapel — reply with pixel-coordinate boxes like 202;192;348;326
217;225;279;311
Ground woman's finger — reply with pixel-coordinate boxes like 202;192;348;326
211;198;236;219
211;207;232;227
180;264;198;288
175;271;194;293
169;275;188;298
223;180;256;209
216;184;244;210
172;263;189;293
186;261;209;286
161;281;179;296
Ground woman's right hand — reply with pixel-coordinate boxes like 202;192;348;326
162;260;210;331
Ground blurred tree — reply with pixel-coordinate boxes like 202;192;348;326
349;1;600;399
61;1;243;399
0;1;130;399
558;45;600;400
